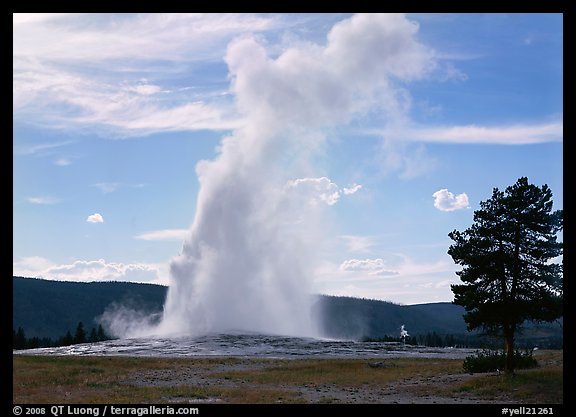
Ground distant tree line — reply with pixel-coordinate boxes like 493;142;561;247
361;332;482;347
13;322;112;350
361;331;562;349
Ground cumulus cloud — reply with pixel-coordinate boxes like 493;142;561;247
432;189;470;212
12;256;166;284
339;258;399;276
314;256;460;304
135;229;189;241
286;177;341;206
13;256;54;273
86;213;104;223
286;177;363;206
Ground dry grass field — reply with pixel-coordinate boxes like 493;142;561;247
13;349;562;404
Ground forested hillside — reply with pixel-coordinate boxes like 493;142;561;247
13;277;166;339
13;277;562;348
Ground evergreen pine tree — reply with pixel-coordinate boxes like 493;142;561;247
14;327;27;350
74;322;86;344
449;177;563;373
96;324;107;341
61;330;74;346
89;327;98;343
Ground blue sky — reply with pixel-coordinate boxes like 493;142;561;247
13;13;563;305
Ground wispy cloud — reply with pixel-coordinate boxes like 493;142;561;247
53;157;73;166
93;183;120;194
438;62;468;82
134;229;188;241
27;196;60;205
339;235;377;253
408;122;563;145
13;13;281;136
92;182;145;194
14;140;75;156
366;121;562;179
13;13;279;62
432;188;470;212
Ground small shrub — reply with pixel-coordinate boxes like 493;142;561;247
463;349;538;373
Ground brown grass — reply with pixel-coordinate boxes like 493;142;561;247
212;357;460;387
13;350;563;404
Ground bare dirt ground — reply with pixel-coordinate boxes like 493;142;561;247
122;358;512;404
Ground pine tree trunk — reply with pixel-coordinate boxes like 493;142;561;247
505;331;515;374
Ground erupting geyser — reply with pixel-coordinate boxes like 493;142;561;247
141;14;434;338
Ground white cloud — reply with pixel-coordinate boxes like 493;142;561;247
14;140;75;156
54;157;72;166
93;183;120;194
339;258;399;276
13;13;278;62
92;182;145;193
314;255;460;304
432;189;470;212
286;177;363;206
13;62;243;135
286;177;341;206
27;196;59;205
13;256;54;273
342;184;362;195
13;13;82;25
123;83;163;96
408;122;563;145
86;213;104;223
135;229;189;241
13;13;280;135
13;256;167;284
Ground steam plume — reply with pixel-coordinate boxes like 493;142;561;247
135;14;433;338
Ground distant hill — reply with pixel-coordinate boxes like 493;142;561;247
13;277;562;348
13;277;166;339
315;295;468;339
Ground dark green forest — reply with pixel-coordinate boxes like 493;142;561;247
13;276;166;339
13;277;562;350
13;322;111;350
